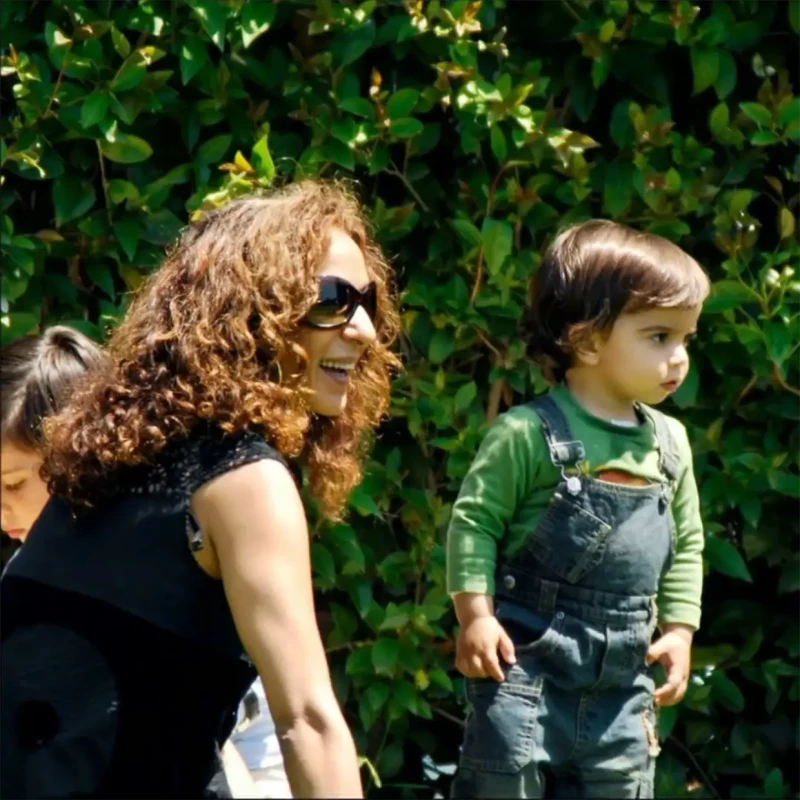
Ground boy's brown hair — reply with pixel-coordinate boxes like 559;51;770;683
521;220;710;383
1;326;105;450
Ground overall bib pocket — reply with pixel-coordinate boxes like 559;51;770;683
528;493;612;583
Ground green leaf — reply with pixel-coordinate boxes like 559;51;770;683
111;48;165;93
780;207;796;240
251;135;275;181
657;705;678;739
739;102;772;128
791;0;800;33
100;133;153;164
691;47;720;94
428;329;454;364
241;1;276;48
764;768;784;799
368;143;390;175
113;217;140;261
778;98;800;128
481;218;513;275
371;637;400;676
349;577;372;618
704;535;753;582
196;134;232;165
386;88;419;119
330;19;376;67
141;209;183;246
339;97;375;120
709;102;730;137
764;320;794;366
45;21;71;51
52;176;97;227
591;51;610;88
188;0;227;51
710;670;745;712
86;262;116;299
603;160;634;217
454;381;477;412
108;180;140;206
180;36;208;85
490;125;508;162
365;681;391;712
714;50;737;100
751;130;779;146
80;90;109;128
729;189;755;216
311;542;336;586
110;26;131;58
1;313;40;346
322;138;355;170
389;118;424;138
451;218;482;247
609;101;635;148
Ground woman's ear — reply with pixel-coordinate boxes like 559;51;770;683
567;325;602;367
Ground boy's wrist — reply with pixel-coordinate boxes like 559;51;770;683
659;622;695;642
453;591;495;627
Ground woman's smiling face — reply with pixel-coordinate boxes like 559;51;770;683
289;229;378;417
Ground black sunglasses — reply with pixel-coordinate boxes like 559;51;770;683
303;276;378;329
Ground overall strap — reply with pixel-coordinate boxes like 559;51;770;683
527;393;585;468
636;403;680;483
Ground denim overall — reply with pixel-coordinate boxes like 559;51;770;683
452;394;679;799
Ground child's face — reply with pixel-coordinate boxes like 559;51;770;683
1;438;50;542
590;305;702;407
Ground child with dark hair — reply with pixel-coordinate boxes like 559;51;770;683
448;220;709;799
1;326;105;544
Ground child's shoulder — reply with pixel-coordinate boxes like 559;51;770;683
495;401;547;433
639;403;693;458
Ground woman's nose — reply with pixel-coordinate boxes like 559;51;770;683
343;304;377;347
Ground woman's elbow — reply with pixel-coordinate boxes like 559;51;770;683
273;696;348;740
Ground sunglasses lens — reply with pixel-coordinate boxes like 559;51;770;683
363;284;378;323
305;278;352;327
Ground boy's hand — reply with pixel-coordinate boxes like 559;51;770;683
646;623;694;706
456;616;516;682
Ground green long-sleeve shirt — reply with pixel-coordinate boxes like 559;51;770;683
446;385;704;630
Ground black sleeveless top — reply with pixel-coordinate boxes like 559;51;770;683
1;428;289;798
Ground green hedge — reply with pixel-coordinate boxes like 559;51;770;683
2;0;799;796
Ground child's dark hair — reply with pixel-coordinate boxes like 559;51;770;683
1;326;106;450
521;220;709;383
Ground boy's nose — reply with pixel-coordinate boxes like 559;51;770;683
669;345;688;367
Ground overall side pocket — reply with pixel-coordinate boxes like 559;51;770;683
459;667;543;774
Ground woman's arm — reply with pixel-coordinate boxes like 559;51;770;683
191;459;362;799
220;741;260;799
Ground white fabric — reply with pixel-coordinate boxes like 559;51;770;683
231;679;289;783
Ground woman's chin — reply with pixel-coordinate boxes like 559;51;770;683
309;392;347;417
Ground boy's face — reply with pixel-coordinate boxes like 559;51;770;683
1;438;50;542
589;305;702;407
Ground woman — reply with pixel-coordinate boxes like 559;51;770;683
1;326;106;548
1;181;400;798
1;327;281;797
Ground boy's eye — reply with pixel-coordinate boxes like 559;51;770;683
650;333;668;344
4;480;25;492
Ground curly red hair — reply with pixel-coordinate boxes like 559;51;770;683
43;180;401;519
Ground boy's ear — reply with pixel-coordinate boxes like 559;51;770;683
568;325;602;367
